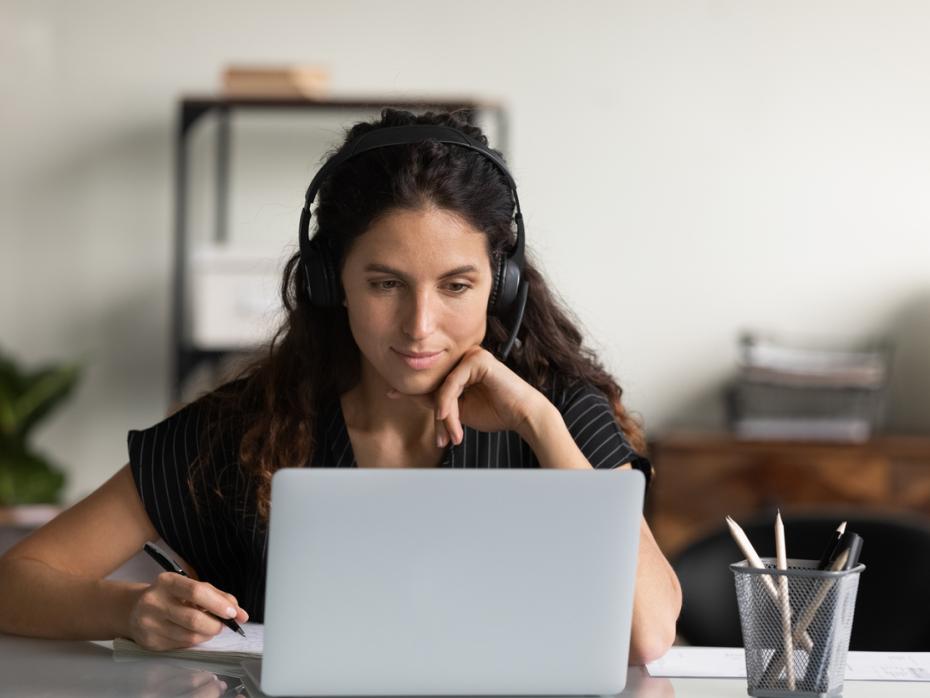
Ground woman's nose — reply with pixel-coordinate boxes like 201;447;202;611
401;290;435;340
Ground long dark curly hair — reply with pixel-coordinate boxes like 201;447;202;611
193;108;646;523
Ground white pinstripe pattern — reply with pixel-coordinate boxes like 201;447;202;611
169;408;198;572
157;422;180;553
577;420;613;454
185;410;227;580
590;440;632;469
214;421;239;581
564;395;604;433
217;418;244;581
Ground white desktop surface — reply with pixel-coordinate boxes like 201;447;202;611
1;632;927;697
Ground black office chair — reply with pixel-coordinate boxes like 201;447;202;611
672;510;930;651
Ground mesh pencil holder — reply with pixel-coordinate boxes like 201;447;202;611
730;558;865;698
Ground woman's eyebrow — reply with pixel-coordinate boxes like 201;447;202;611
364;263;478;278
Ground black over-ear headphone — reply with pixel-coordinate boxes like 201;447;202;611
298;124;529;361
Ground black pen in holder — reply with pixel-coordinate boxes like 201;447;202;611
731;558;865;698
802;532;863;691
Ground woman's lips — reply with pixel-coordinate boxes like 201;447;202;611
392;348;444;370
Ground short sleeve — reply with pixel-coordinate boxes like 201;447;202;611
552;379;653;491
127;397;236;581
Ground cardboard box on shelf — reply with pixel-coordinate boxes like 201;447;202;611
221;65;329;98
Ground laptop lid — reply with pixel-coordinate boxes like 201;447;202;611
261;468;645;696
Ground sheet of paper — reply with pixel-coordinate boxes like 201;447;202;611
193;622;264;655
646;647;747;678
845;651;930;681
647;647;930;682
112;622;264;663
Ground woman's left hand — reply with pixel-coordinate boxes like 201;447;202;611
388;346;550;447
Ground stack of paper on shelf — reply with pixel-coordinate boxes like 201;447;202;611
726;333;891;442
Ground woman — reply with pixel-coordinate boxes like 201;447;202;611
0;109;681;664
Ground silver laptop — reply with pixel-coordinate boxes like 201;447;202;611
245;468;645;696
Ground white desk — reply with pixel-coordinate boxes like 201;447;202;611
1;633;926;697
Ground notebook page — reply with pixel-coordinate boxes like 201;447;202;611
191;622;264;655
113;622;264;662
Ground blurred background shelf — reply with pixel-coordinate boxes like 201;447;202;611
172;95;508;402
646;430;930;558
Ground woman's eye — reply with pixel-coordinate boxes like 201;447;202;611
446;282;471;294
370;279;401;291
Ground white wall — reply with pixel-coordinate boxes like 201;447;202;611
2;0;930;502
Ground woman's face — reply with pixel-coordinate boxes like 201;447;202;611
340;206;494;395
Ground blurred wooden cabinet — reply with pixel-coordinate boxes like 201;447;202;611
645;432;930;558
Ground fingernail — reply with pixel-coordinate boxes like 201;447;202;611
225;606;236;618
242;609;249;620
436;433;444;448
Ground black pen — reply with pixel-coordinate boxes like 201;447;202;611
805;529;864;690
835;531;863;571
817;521;847;570
143;541;245;637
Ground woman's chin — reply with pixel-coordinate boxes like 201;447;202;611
389;371;443;396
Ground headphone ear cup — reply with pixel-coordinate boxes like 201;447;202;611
302;259;315;303
303;239;342;307
487;251;506;316
491;257;522;319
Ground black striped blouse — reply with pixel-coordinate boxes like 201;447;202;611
127;378;652;621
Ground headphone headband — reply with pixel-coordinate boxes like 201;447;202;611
303;125;518;207
300;126;523;264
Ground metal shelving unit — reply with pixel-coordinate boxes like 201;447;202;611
172;95;508;402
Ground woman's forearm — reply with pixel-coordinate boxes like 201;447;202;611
519;401;682;664
0;556;145;640
627;516;682;664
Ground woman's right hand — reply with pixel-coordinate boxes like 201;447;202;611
127;572;249;651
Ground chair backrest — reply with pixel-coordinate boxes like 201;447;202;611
671;510;930;651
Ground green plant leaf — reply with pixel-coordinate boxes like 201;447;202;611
0;349;79;505
0;350;26;393
0;351;25;434
10;364;81;438
0;445;66;505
